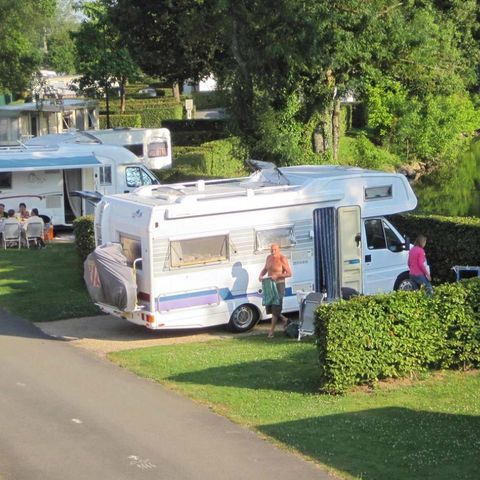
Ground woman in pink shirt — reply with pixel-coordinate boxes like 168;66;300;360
408;234;433;295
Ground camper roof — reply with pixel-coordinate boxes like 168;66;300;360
0;150;101;172
106;165;417;218
0;142;140;172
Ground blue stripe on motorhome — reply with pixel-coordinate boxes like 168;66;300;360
156;287;294;311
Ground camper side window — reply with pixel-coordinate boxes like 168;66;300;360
119;234;142;269
365;219;386;250
170;235;229;268
0;172;12;189
99;166;112;186
255;226;296;252
365;219;401;251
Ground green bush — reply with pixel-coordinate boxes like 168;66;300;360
390;214;480;283
315;278;480;393
73;215;95;260
99;114;141;129
174;138;248;178
162;119;227;132
140;104;183;127
171;130;227;146
189;91;225;110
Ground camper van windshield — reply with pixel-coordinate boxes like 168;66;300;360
125;167;156;187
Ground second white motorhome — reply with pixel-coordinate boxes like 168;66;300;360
26;127;172;170
89;164;418;332
0;143;158;226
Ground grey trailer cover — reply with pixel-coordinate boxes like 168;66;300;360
84;243;137;312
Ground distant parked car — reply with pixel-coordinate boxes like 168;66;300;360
137;87;157;97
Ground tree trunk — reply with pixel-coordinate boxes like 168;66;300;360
120;78;126;114
331;98;341;162
312;105;333;155
172;82;180;102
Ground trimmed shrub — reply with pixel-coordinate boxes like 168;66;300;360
73;215;95;260
174;138;248;178
99;114;141;129
390;214;480;283
162;119;227;132
140;104;183;127
315;278;480;393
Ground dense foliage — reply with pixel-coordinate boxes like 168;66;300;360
0;0;56;92
73;215;96;260
316;279;480;393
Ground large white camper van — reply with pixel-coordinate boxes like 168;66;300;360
26;127;172;170
90;165;418;332
0;143;158;226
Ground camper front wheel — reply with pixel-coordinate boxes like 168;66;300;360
394;273;416;291
228;305;259;333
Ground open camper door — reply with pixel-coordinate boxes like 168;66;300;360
337;205;362;294
313;205;362;300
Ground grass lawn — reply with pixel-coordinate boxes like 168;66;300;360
0;242;99;321
109;336;480;480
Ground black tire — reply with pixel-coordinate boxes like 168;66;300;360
228;304;259;333
394;273;416;291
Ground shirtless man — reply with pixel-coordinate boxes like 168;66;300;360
258;243;292;337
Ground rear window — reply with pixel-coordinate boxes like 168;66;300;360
147;140;168;158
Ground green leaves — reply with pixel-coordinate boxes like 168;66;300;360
316;279;480;393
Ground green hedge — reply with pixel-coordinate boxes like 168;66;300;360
390;214;480;283
173;138;248;177
162;119;227;132
140;104;183;127
315;278;480;393
99;114;141;129
73;215;95;260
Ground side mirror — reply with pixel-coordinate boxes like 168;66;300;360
404;235;410;251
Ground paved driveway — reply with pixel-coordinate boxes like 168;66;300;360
35;314;275;355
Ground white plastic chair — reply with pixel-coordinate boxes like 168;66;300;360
3;220;21;249
25;221;44;248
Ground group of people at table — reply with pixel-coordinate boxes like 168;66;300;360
0;202;47;248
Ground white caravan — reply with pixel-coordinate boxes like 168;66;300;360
0;143;158;226
92;164;418;332
26;127;172;170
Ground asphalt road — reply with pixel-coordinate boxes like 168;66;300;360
0;311;333;480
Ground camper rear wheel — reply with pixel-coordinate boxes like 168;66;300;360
394;273;416;291
228;304;259;333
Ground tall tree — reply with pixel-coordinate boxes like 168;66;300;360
73;0;140;114
106;0;479;164
0;0;56;94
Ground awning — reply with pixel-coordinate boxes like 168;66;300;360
0;154;101;172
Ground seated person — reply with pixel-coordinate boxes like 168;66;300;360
18;202;30;220
26;208;46;248
6;209;18;221
0;203;8;218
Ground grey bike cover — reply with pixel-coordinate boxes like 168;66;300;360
84;243;137;312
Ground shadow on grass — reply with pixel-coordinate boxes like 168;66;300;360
168;336;322;394
259;407;480;480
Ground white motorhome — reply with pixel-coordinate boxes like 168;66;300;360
0;143;158;226
26;127;172;170
92;164;418;332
